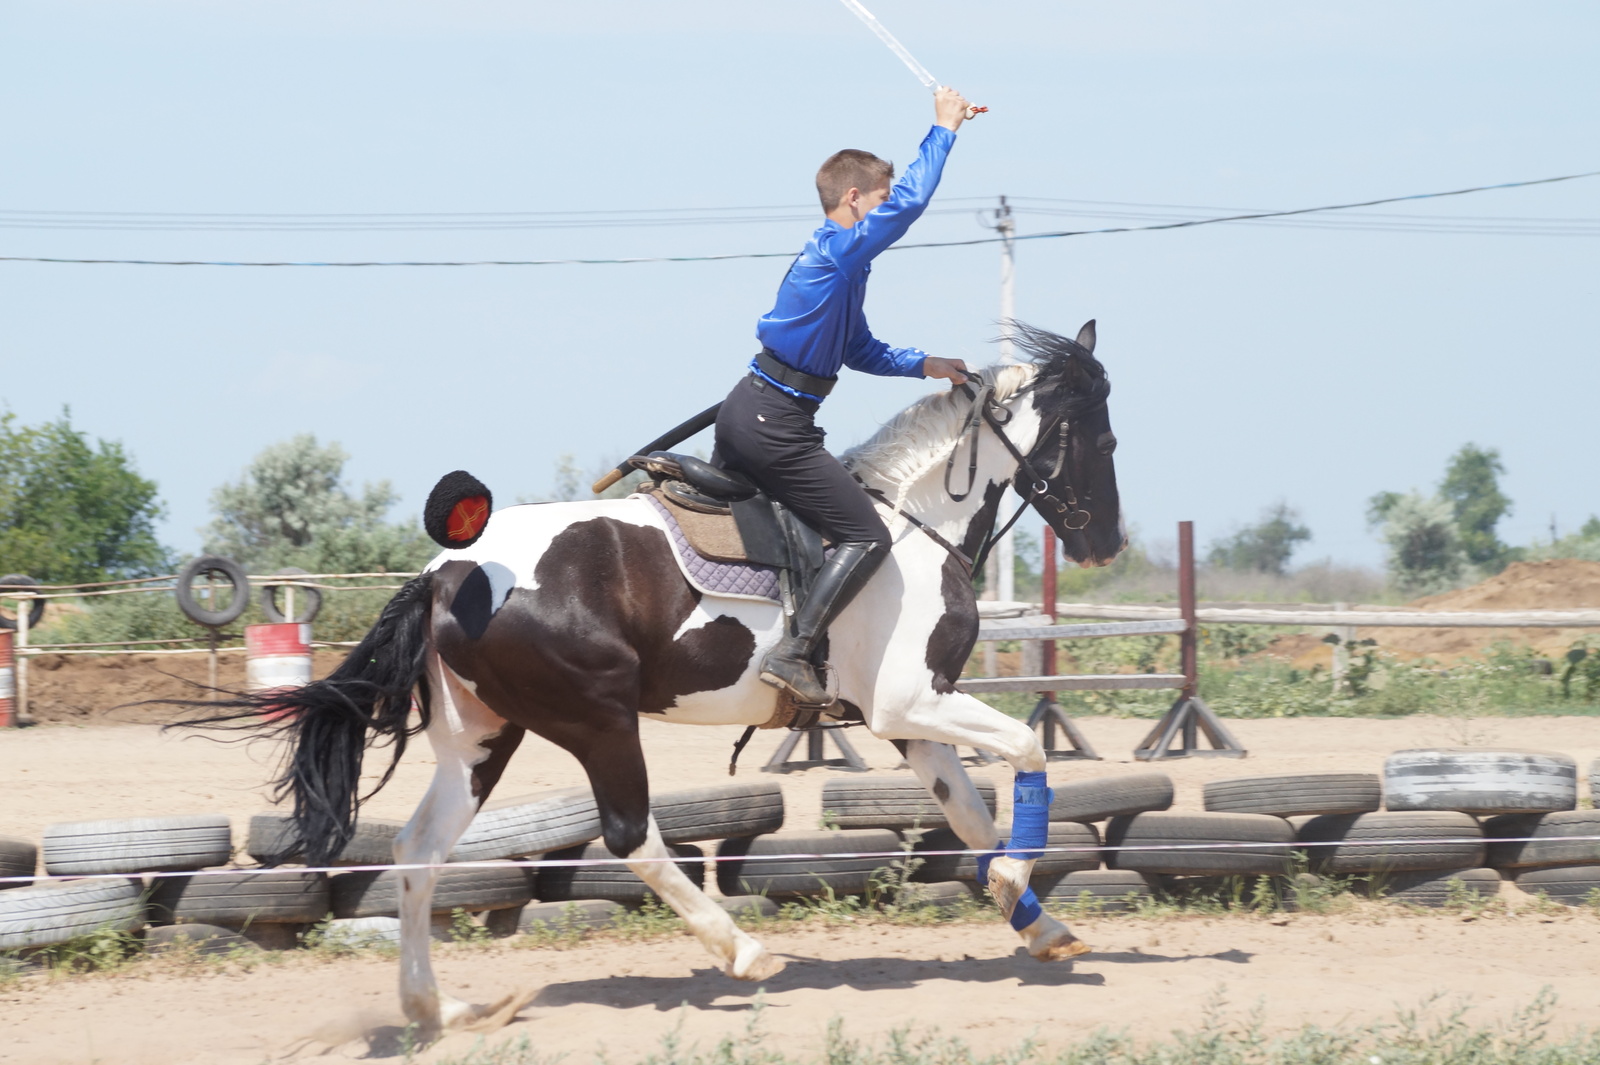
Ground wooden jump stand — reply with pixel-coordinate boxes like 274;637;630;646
1031;525;1101;760
762;725;868;772
1133;521;1247;761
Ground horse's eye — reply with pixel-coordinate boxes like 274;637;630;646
1097;432;1117;456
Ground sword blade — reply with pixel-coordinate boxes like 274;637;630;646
836;0;939;91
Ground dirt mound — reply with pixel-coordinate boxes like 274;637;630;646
1411;559;1600;612
1271;559;1600;668
18;649;347;725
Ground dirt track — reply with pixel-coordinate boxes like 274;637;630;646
4;714;1600;1063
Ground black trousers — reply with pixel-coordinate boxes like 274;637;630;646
711;374;890;549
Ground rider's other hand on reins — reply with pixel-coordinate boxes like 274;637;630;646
923;355;969;386
934;87;972;132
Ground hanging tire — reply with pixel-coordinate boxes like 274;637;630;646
1369;867;1500;907
330;863;536;919
0;575;45;630
910;822;1099;881
1105;812;1295;877
820;776;995;831
536;843;704;904
1385;748;1577;814
1483;811;1600;869
147;870;329;925
1514;865;1600;906
1204;773;1382;817
259;567;322;625
175;556;250;627
0;878;144;952
1035;869;1155;912
716;829;900;898
42;815;233;875
452;790;601;861
651;781;785;843
1298;811;1484;874
1049;772;1173;823
0;837;38;889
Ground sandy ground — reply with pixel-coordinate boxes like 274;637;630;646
4;715;1600;1064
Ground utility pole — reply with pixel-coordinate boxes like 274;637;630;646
995;195;1017;604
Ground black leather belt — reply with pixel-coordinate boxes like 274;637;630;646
754;347;836;398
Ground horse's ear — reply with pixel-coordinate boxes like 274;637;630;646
1075;319;1097;354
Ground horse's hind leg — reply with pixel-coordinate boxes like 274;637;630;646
395;660;525;1034
578;735;784;981
900;735;1088;962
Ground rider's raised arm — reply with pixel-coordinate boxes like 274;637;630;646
824;123;957;275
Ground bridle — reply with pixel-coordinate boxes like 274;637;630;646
865;366;1099;579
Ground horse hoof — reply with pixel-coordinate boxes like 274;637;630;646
728;943;786;982
1030;931;1092;962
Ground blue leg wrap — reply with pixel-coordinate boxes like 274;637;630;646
1008;770;1053;861
1009;887;1043;931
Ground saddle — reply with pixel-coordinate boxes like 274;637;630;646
630;452;830;615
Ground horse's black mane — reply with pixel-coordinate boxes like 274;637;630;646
1007;320;1111;416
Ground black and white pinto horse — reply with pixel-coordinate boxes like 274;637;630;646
232;321;1123;1035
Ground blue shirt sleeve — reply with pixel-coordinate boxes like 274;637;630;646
816;125;956;276
842;327;927;378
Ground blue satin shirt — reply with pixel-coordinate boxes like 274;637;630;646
752;125;957;401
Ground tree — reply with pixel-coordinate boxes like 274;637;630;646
1368;491;1467;597
1206;502;1312;575
0;409;168;583
205;434;433;573
1439;443;1512;569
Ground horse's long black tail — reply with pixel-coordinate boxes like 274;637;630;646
169;572;436;866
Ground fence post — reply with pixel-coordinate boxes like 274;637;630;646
15;593;30;725
1132;521;1246;760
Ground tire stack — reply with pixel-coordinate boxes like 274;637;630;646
1467;752;1600;907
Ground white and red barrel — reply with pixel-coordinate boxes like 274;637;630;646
0;632;13;728
245;622;313;695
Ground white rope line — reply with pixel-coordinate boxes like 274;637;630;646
4;834;1594;886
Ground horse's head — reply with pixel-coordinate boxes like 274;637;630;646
1010;319;1126;567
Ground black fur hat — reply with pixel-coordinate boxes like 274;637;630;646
424;470;493;549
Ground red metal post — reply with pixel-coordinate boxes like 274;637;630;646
1041;524;1058;678
1178;520;1197;697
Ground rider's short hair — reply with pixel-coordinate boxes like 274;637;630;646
816;150;894;211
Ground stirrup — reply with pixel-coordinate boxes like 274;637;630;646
759;656;837;708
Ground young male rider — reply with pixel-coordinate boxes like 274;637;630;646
712;87;975;707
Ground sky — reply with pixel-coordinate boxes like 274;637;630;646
2;1;1596;570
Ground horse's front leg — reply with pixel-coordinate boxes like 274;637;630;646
577;731;785;982
889;702;1089;961
395;662;524;1036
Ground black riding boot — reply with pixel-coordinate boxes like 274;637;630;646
759;541;884;706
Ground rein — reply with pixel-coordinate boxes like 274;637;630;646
860;371;1096;584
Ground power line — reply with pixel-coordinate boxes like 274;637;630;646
2;168;1594;267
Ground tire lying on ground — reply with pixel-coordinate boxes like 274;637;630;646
716;829;900;899
146;923;260;955
330;863;536;919
1298;811;1484;874
1204;773;1382;817
1105;812;1294;877
43;816;232;875
147;870;329;926
1034;869;1154;912
536;842;705;904
1049;772;1173;823
0;837;37;889
910;822;1100;882
1482;810;1600;870
0;878;144;952
454;789;602;861
1513;865;1600;906
1385;748;1577;814
246;813;407;866
820;776;995;831
1369;867;1500;907
651;781;785;844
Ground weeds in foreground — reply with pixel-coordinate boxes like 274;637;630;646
431;985;1600;1065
